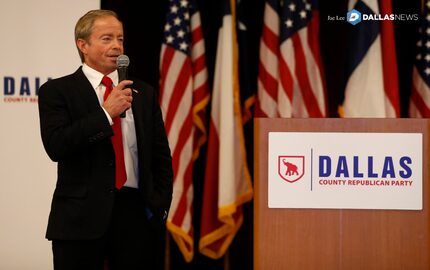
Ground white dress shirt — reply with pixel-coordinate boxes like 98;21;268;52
82;63;139;188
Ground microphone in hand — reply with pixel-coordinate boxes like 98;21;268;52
117;54;130;118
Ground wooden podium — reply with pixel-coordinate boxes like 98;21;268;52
254;118;430;270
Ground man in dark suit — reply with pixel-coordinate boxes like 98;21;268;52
38;9;173;270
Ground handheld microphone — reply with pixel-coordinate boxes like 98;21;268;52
117;54;130;118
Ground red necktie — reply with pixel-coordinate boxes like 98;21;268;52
101;76;127;189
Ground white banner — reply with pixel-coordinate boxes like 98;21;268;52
0;1;99;269
268;132;423;210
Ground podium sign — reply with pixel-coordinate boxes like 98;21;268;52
255;118;430;270
268;132;422;210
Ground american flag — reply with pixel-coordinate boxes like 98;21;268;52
159;0;209;262
410;0;430;117
341;0;399;117
199;0;253;259
255;0;327;118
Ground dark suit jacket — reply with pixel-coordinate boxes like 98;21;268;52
38;67;173;240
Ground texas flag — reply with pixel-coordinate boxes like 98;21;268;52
341;0;400;117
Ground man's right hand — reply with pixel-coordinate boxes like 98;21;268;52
102;79;134;118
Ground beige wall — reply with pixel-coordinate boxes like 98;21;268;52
0;1;99;269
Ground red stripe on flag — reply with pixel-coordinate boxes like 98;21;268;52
278;55;294;101
159;46;175;102
194;82;209;103
261;24;279;54
254;99;269;117
171;109;193;181
292;34;323;117
164;58;192;135
192;26;204;44
258;60;278;101
193;54;207;75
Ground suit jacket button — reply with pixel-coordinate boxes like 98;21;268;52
108;188;115;193
108;160;114;166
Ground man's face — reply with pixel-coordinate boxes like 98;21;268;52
78;16;124;75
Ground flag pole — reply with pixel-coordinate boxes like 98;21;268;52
223;249;230;270
164;230;171;270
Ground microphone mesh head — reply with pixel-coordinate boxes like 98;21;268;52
116;54;130;68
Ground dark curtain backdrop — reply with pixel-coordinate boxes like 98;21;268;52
100;1;420;269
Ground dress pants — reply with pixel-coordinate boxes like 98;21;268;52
52;187;165;270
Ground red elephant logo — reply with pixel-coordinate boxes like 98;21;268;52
278;156;305;183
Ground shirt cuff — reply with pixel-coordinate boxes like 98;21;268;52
102;107;113;125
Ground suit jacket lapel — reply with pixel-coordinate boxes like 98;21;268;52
72;67;101;113
131;87;146;143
